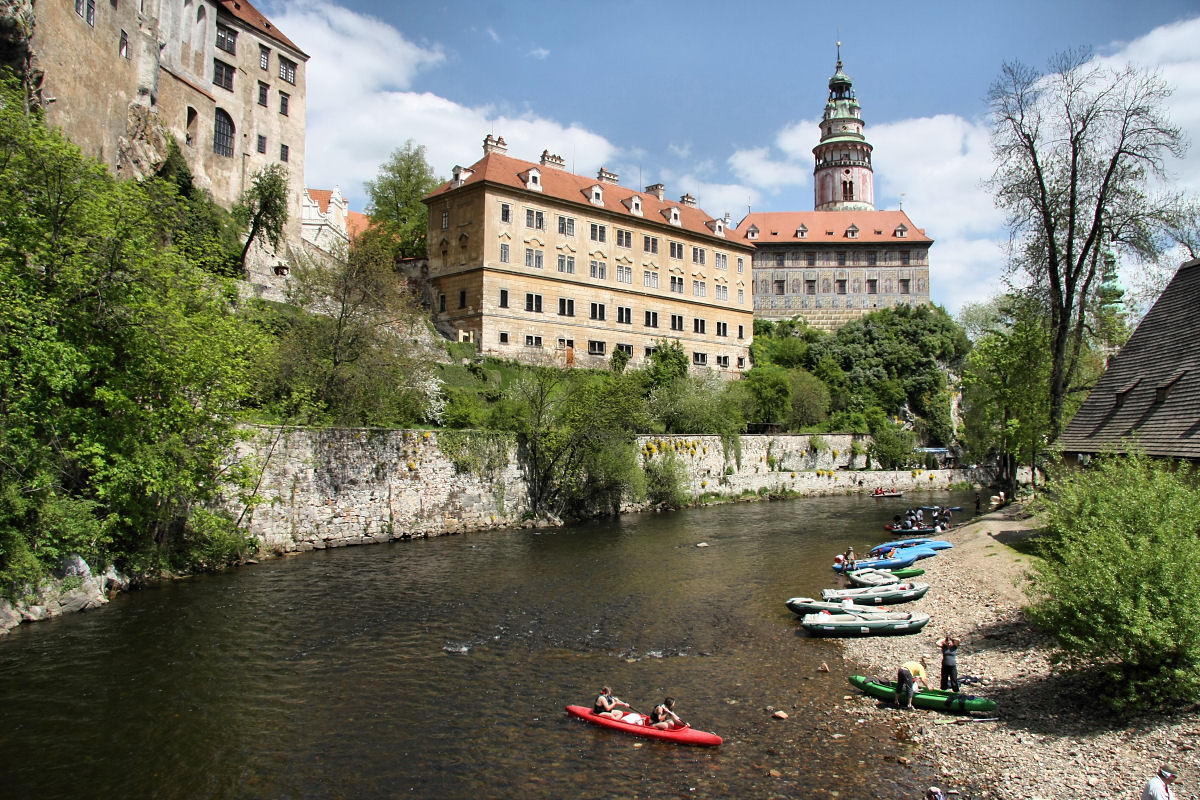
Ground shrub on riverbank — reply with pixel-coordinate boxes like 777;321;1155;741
1027;453;1200;712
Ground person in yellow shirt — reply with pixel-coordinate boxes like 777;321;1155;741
895;657;928;708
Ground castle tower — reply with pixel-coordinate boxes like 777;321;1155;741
813;44;875;211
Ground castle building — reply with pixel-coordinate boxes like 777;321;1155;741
24;0;307;255
736;51;932;332
422;136;755;373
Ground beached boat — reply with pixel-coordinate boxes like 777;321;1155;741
821;582;930;605
832;550;927;572
847;675;997;713
845;567;925;587
800;610;930;636
564;705;722;746
872;490;903;497
870;538;952;555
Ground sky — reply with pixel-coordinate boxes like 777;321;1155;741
259;0;1200;317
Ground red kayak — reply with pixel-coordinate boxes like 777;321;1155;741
564;705;723;746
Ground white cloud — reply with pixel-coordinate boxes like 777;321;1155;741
728;146;811;192
485;27;501;44
529;47;551;61
667;141;692;160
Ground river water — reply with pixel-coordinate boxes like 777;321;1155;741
0;491;977;799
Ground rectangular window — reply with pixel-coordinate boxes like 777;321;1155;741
617;306;632;325
119;30;130;58
775;253;785;267
256;134;266;154
458;290;467;309
670;276;684;294
558;297;575;316
738;288;744;304
589;260;606;280
615;343;633;357
692;352;708;366
501;203;511;223
616;229;632;248
669;241;684;260
836;279;847;295
644;235;659;254
525;335;542;348
837;252;847;266
693;318;706;334
589;302;606;321
589;223;606;242
773;280;785;296
524;248;543;269
279;57;297;85
499;243;510;263
588;340;606;356
213;59;234;91
716;355;730;368
525;293;542;312
525;209;545;229
737;325;744;339
715;285;728;301
692;280;706;297
557;215;575;236
279;92;290;116
643;270;658;288
716;321;728;337
216;24;238;54
499;331;509;344
867;251;877;266
644;311;659;328
691;246;706;265
737;356;746;370
867;279;878;294
439;294;446;312
499;289;509;308
807;252;817;267
901;251;912;266
670;314;684;331
616;265;632;284
899;278;911;294
260;45;271;71
258;81;269;106
555;255;572;273
441;211;450;230
279;143;289;163
83;0;94;25
558;338;574;350
805;280;817;295
737;257;744;273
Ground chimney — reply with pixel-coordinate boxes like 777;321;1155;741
680;193;697;208
540;150;566;169
597;166;619;184
645;183;665;200
483;134;508;155
723;211;733;228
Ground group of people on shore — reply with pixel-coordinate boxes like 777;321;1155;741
894;634;961;708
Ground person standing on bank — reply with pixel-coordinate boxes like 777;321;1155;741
936;635;961;692
1142;765;1179;800
895;657;928;708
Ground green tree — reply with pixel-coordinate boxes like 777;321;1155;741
233;163;290;273
1028;453;1200;712
988;50;1187;438
365;140;442;258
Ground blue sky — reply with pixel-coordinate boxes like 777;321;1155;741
261;0;1200;316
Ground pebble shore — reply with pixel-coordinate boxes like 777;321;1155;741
839;504;1200;799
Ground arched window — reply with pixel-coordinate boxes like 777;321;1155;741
185;106;197;146
213;109;234;157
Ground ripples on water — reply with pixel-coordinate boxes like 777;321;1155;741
0;493;976;799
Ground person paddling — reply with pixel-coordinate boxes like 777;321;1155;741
648;697;683;729
593;686;630;718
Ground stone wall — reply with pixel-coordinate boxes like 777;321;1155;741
228;426;988;554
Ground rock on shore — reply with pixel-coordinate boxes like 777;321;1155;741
0;555;127;635
839;505;1200;799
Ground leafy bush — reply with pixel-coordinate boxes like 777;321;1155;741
644;451;690;509
1027;453;1200;711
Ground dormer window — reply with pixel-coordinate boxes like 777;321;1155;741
846;224;859;239
590;184;604;205
714;219;724;236
625;195;643;216
1155;371;1187;404
524;168;543;192
796;224;808;239
895;224;908;238
747;225;759;240
1114;378;1141;408
667;207;681;226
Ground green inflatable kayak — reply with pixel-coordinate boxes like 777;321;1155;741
847;675;997;713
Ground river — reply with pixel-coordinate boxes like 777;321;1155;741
0;491;978;799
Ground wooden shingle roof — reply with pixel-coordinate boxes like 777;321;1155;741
1056;257;1200;460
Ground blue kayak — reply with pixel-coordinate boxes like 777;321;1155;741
833;549;928;572
870;538;953;555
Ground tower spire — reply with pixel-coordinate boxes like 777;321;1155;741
812;45;875;212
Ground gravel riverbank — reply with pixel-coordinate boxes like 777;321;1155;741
838;504;1200;799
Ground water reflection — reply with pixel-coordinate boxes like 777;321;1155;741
0;492;977;798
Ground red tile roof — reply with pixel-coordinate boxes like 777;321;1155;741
307;188;334;215
426;150;745;247
346;211;370;240
733;210;932;245
218;0;306;57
